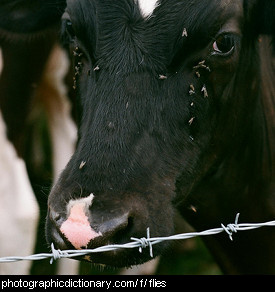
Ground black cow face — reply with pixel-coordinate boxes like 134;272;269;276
46;0;270;267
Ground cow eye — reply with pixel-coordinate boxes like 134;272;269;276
212;34;236;56
61;12;76;44
65;20;75;39
63;19;76;42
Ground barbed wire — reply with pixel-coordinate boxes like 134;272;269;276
1;213;275;264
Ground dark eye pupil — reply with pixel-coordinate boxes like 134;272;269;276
215;35;235;53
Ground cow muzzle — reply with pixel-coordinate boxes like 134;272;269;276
46;193;154;266
46;185;175;267
47;194;131;245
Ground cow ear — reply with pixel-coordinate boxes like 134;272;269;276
250;0;275;47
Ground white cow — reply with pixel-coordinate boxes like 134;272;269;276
0;45;78;275
0;47;39;275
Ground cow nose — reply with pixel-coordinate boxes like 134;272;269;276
47;199;131;251
60;203;102;249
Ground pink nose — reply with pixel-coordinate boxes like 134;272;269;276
60;203;101;249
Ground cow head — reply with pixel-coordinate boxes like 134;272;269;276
46;0;275;267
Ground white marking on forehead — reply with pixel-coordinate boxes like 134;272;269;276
135;0;160;18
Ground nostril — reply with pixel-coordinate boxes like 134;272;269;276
46;210;68;250
50;210;61;223
127;216;134;231
124;216;135;235
98;213;133;245
48;208;66;228
112;216;134;244
99;213;130;235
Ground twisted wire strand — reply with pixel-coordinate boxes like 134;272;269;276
1;214;275;264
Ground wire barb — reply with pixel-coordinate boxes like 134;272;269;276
131;228;153;258
50;243;63;264
221;213;240;241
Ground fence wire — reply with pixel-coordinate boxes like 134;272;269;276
1;214;275;264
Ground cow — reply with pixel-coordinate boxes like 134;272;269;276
46;0;275;274
0;0;79;274
45;0;275;274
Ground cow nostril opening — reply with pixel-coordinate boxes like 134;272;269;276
112;216;134;244
52;213;61;222
49;209;64;226
126;216;134;233
46;211;69;250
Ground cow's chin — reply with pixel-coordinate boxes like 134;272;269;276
75;249;156;268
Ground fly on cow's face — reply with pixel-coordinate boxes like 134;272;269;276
193;60;211;73
159;74;168;80
79;161;86;170
189;84;195;95
182;28;188;37
196;71;201;78
73;50;83;58
201;85;208;98
188;117;195;126
74;66;80;76
94;65;100;71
